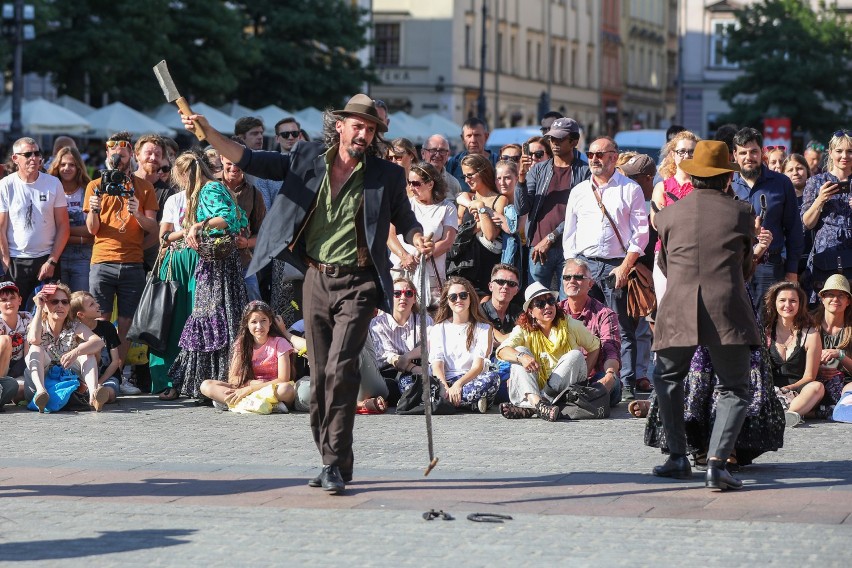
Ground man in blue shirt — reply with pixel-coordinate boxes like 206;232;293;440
445;117;499;192
730;128;803;310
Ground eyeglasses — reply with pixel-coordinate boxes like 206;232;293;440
500;155;521;162
388;154;407;162
393;289;415;298
530;296;557;309
447;291;470;302
587;151;615;159
422;147;449;156
106;140;131;148
48;298;70;306
834;129;851;138
562;274;586;282
763;145;787;153
530;150;546;159
14;150;42;159
278;131;299;138
407;179;430;188
491;279;519;288
807;142;826;152
674;148;695;158
159;165;171;173
462;170;482;181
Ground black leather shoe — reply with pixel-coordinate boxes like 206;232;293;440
706;462;743;491
652;455;693;479
308;468;352;488
319;465;345;494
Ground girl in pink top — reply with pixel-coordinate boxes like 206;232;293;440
200;301;295;409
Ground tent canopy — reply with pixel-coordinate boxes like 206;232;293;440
418;113;462;142
151;102;235;134
219;101;256;120
293;107;324;141
86;101;175;138
56;95;96;118
386;111;432;145
253;104;295;136
0;97;90;135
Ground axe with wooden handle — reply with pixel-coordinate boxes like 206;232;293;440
153;60;207;142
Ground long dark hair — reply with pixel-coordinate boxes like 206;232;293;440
433;276;487;350
763;281;812;340
229;301;285;387
516;297;566;333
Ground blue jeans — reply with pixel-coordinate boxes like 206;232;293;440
60;244;92;293
581;256;638;389
749;259;785;315
243;269;261;302
635;317;653;380
527;243;566;298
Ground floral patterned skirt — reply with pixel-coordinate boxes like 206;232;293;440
168;248;247;398
644;346;785;466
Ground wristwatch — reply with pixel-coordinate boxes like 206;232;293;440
546;232;557;243
47;258;58;266
478;207;488;215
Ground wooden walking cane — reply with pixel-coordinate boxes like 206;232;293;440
420;235;439;476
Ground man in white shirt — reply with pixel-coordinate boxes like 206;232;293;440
0;137;70;304
563;136;649;401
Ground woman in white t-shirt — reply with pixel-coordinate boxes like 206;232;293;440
388;162;458;309
153;189;199;397
420;276;499;413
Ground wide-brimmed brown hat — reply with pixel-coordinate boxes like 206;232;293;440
333;94;388;133
679;140;740;177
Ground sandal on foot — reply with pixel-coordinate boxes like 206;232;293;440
536;400;560;422
628;399;650;418
92;386;110;412
34;390;49;413
158;387;179;401
500;402;536;419
356;396;387;415
692;451;708;471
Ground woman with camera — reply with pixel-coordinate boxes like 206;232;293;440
801;130;852;294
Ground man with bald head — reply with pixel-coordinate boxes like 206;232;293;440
421;134;462;202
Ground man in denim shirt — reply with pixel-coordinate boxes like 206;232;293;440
730;128;803;309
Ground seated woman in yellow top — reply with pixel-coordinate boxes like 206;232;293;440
496;282;600;421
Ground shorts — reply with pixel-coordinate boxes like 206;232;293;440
90;262;146;318
102;376;120;397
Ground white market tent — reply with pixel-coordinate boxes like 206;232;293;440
56;94;96;117
253;104;294;136
0;97;90;135
219;101;256;119
151;102;235;134
386;111;432;145
293;107;324;141
85;101;175;138
418;112;462;142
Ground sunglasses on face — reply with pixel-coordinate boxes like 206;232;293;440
278;131;299;138
160;165;171;173
764;145;786;152
462;170;482;181
49;298;70;306
422;147;449;156
393;289;415;298
531;296;557;310
448;291;470;302
500;155;521;162
587;151;614;160
674;148;695;158
530;150;546;159
106;140;131;148
562;274;586;282
491;279;519;288
15;151;42;159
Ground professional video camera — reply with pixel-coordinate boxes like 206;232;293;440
96;154;134;197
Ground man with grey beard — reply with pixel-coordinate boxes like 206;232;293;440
421;134;462;202
729;127;803;309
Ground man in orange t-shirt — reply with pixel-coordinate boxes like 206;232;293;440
83;131;159;371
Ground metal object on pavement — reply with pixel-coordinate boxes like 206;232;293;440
420;234;439;477
153;60;207;142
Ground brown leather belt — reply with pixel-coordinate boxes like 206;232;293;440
305;257;369;277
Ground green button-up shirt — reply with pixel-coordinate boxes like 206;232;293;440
304;146;365;265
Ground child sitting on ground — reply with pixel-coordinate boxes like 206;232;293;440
0;281;31;408
200;301;295;412
70;291;121;409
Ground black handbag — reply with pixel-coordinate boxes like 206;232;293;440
396;375;456;415
557;382;611;420
127;250;179;353
446;214;478;276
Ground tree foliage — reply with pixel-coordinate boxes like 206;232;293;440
719;0;852;139
14;0;372;112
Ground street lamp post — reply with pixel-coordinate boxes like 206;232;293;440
477;0;487;123
2;0;35;141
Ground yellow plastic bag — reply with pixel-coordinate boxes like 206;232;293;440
126;342;149;365
229;384;278;415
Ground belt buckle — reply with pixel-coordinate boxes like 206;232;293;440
323;263;340;277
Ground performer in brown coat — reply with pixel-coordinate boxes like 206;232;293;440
652;140;761;490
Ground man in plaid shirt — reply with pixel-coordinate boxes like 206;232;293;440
559;257;622;408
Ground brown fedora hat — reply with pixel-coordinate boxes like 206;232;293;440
333;94;388;133
679;140;741;177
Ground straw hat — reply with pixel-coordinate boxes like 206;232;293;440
523;281;558;311
819;274;852;298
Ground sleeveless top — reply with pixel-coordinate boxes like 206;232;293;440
655;177;695;252
768;327;810;387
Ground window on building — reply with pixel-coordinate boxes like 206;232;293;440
571;48;577;86
586;50;593;88
526;39;532;78
559;47;566;84
511;34;517;74
537;42;542;79
374;23;400;67
465;25;472;67
710;19;738;68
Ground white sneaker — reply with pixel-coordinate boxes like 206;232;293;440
119;379;142;395
212;400;229;411
276;402;290;414
785;410;802;428
477;397;488;414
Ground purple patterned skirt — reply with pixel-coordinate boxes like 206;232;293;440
168;248;247;398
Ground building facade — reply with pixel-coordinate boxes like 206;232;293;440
370;0;601;136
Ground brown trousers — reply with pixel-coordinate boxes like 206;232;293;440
303;266;378;477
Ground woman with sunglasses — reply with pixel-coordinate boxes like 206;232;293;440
450;154;507;296
47;147;93;293
649;130;700;301
496;282;601;421
801;130;852;296
387;138;418;185
422;277;499;412
369;277;433;405
388;162;457;309
764;146;787;173
24;282;106;412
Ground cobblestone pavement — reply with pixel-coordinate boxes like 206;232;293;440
0;396;850;566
